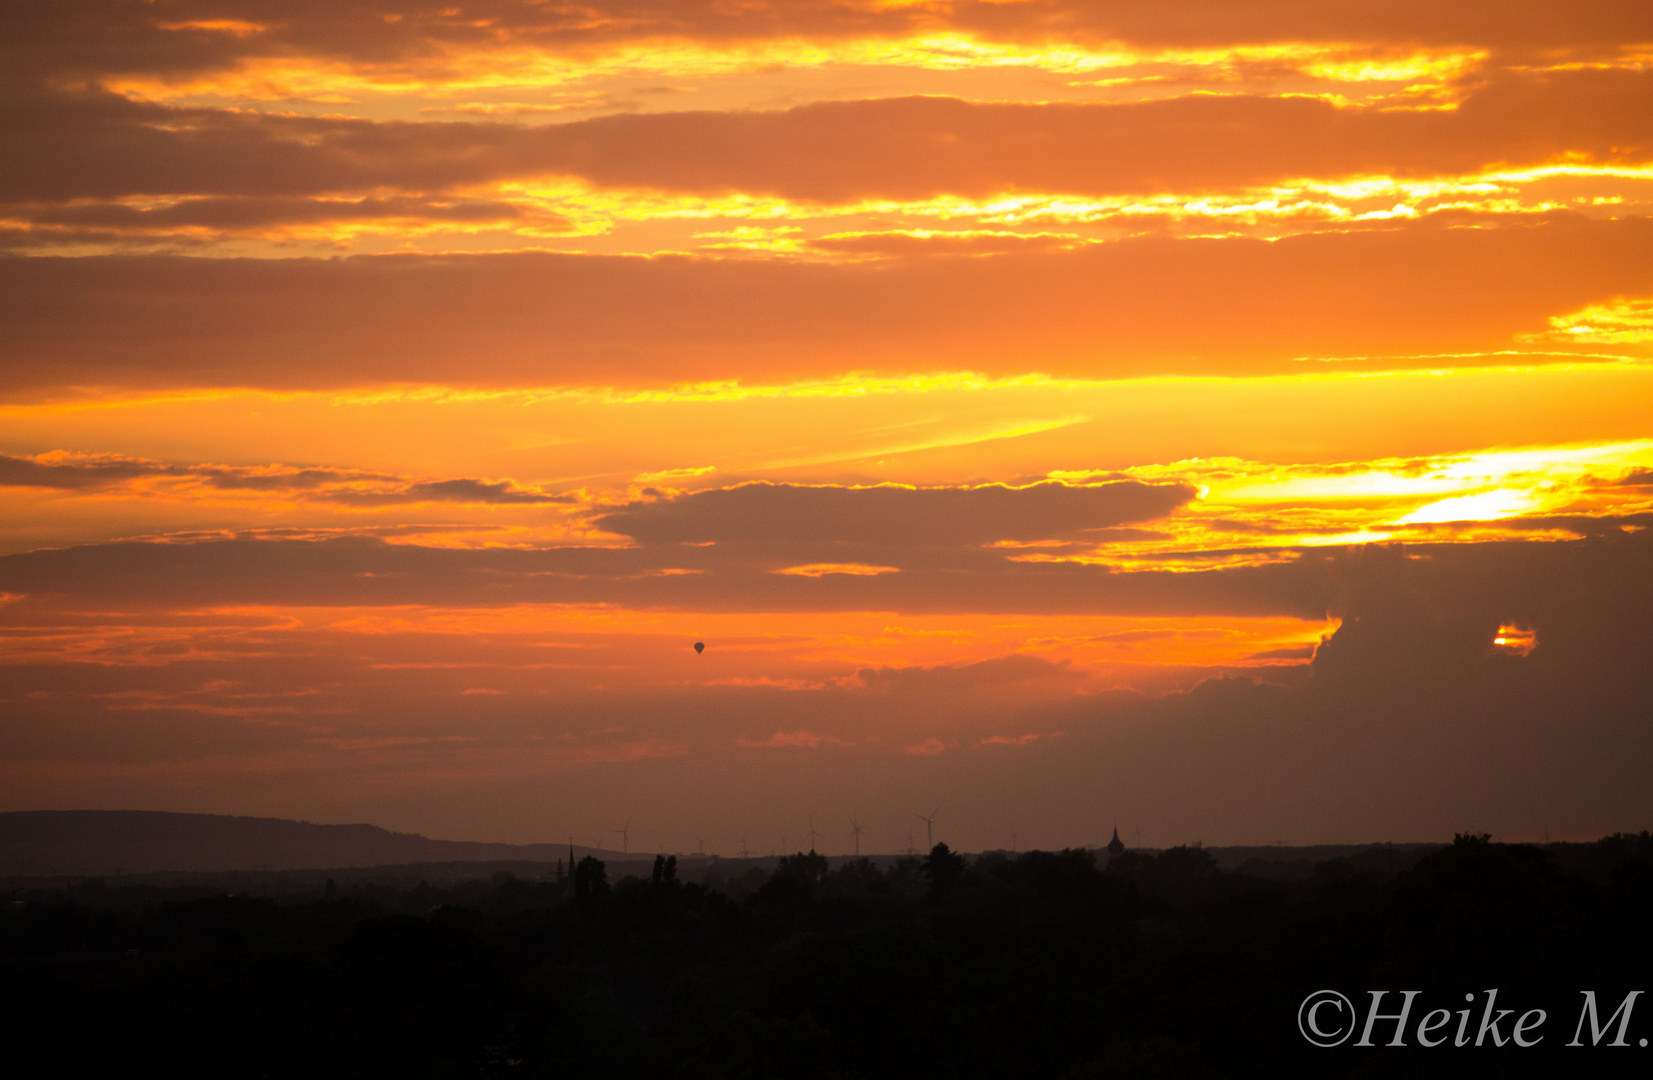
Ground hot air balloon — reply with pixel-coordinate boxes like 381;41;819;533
694;642;705;654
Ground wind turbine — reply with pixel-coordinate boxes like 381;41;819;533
694;834;707;857
849;816;865;857
739;837;750;860
779;832;788;855
915;808;938;851
614;818;631;854
806;821;820;852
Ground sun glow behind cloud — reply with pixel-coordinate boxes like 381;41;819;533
3;377;1650;556
1530;297;1653;348
1393;490;1543;524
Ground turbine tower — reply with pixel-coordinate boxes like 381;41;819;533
806;821;820;852
915;808;938;851
849;816;864;857
694;834;707;857
614;818;631;854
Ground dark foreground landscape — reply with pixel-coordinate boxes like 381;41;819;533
4;832;1651;1078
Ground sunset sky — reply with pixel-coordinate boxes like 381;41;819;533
3;0;1651;853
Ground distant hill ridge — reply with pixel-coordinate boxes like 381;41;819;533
0;810;1446;878
0;810;618;876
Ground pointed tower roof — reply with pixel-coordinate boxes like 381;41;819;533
1107;826;1125;857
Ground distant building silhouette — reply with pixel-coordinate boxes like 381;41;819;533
1107;827;1126;859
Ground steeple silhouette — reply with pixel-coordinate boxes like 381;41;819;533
1107;826;1126;858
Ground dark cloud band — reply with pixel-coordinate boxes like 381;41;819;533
6;74;1650;207
9;0;1650;89
0;454;565;505
5;217;1649;394
596;480;1195;546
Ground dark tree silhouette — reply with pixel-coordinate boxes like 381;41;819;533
5;833;1652;1078
923;842;966;891
575;854;608;915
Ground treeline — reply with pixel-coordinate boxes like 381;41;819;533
3;834;1651;1078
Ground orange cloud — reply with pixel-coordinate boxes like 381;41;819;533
774;564;902;577
978;732;1065;747
736;730;853;749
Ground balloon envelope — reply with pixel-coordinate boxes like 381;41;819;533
694;642;705;654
